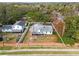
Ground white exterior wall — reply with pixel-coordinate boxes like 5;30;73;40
2;29;12;32
37;30;52;34
43;31;52;34
12;25;23;31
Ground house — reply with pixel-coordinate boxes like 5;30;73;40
2;25;13;32
12;20;26;32
2;20;26;32
30;23;53;35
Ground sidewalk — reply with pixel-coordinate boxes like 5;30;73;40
1;49;79;53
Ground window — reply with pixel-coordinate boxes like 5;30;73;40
17;26;19;28
38;30;40;32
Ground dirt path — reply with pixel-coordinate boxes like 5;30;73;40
0;42;66;47
0;42;79;48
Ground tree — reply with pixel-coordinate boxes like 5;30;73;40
26;11;50;22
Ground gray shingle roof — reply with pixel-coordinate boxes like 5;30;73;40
14;20;25;27
40;25;52;32
30;23;53;34
2;25;12;30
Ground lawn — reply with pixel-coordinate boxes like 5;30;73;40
1;51;79;55
0;46;63;50
24;30;59;42
0;45;76;50
3;33;22;43
0;46;17;50
32;35;58;42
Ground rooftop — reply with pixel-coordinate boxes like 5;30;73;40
30;23;53;34
14;20;25;26
2;25;13;30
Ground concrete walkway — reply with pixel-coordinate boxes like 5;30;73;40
1;49;79;53
16;25;30;47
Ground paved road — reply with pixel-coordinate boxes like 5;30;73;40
1;49;79;53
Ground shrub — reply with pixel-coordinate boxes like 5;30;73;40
58;37;75;46
73;30;79;43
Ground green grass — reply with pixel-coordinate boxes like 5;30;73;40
0;46;17;50
19;46;67;49
58;37;75;46
1;51;79;55
0;45;76;50
0;46;63;50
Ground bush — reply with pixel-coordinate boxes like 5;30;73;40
26;11;50;22
64;16;77;37
0;46;16;50
58;37;75;46
64;16;79;43
73;30;79;43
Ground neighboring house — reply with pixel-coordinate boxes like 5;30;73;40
2;25;13;32
12;20;26;32
30;23;53;35
2;20;26;32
